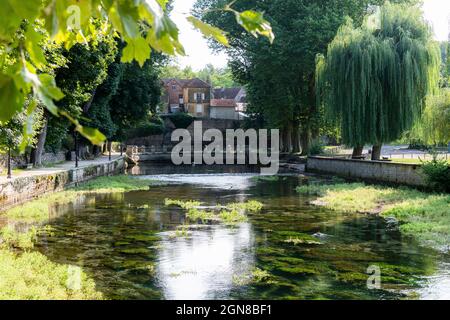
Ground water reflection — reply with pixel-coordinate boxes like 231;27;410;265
157;224;254;300
142;174;257;190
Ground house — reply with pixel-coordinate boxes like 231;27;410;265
210;98;237;120
211;87;248;120
161;79;248;120
162;78;211;117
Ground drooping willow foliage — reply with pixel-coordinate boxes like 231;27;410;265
411;91;450;145
316;2;441;147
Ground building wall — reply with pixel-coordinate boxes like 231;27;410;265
184;87;211;117
306;156;426;187
210;107;237;120
165;80;183;105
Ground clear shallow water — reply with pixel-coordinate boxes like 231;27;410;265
32;165;450;300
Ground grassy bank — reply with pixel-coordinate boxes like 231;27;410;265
5;175;153;223
0;175;153;300
297;183;450;250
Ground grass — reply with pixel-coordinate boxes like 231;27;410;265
0;250;103;300
389;158;450;165
297;182;450;250
4;175;153;223
74;175;153;193
0;174;153;300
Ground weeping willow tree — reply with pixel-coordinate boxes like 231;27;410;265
410;90;450;146
316;3;441;159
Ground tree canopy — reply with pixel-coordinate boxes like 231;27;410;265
0;0;273;148
195;0;418;154
316;2;441;154
161;63;239;88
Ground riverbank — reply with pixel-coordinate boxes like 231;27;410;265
0;175;155;300
0;156;125;210
297;182;450;251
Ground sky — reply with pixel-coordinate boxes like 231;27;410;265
171;0;450;71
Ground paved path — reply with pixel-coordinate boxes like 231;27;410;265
337;145;449;160
0;155;122;184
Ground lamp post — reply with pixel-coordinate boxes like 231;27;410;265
74;131;79;168
7;147;11;179
108;141;112;161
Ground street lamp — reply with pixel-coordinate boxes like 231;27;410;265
74;131;79;168
7;147;11;179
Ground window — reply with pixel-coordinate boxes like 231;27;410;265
202;93;205;101
196;104;203;113
172;85;177;90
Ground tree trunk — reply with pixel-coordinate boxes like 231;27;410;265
352;145;364;158
371;144;382;161
30;116;48;167
291;120;301;153
281;124;293;153
300;129;311;156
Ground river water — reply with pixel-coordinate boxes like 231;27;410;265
33;164;450;300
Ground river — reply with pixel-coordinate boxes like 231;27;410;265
33;164;450;300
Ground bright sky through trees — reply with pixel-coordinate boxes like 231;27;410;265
172;0;450;70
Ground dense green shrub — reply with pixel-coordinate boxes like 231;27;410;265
408;139;430;151
422;159;450;193
166;113;194;129
126;123;165;139
308;140;325;156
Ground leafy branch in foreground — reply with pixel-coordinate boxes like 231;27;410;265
0;0;274;148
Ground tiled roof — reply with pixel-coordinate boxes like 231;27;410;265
213;87;242;100
211;99;236;108
162;78;211;88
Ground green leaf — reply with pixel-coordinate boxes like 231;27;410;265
121;36;151;67
0;1;23;39
77;126;107;146
6;0;40;20
187;16;229;47
35;74;64;116
0;75;24;122
117;1;140;38
235;10;274;43
60;111;106;146
25;27;48;69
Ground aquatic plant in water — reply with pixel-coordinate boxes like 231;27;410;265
232;268;275;286
226;200;264;213
165;199;262;225
164;199;202;210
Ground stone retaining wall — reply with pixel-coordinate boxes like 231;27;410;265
0;152;67;172
0;157;125;210
306;156;425;187
41;152;67;165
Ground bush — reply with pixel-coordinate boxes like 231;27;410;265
166;113;194;129
126;123;165;139
408;139;429;151
422;159;450;193
308;140;325;156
